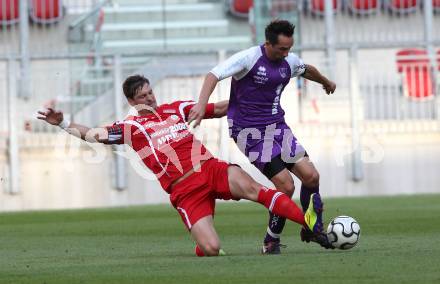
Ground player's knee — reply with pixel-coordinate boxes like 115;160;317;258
201;241;221;256
238;180;260;201
231;168;261;201
275;179;295;196
303;171;320;188
284;182;295;196
249;181;265;200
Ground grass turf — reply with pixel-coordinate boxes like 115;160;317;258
1;194;440;284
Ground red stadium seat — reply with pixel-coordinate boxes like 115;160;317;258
396;49;433;100
30;0;63;24
348;0;379;14
0;0;19;25
310;0;339;15
434;0;440;12
386;0;419;13
229;0;253;18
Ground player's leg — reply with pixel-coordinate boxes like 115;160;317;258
289;157;332;248
190;215;222;256
269;127;330;249
210;160;332;249
227;165;331;250
171;171;225;257
232;132;295;253
261;157;295;254
291;156;320;213
227;165;306;227
258;127;308;253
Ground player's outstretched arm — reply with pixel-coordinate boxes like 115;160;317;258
212;100;229;118
302;64;336;95
190;48;251;126
37;108;110;144
188;73;219;127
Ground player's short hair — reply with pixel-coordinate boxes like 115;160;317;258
265;20;295;45
123;75;150;99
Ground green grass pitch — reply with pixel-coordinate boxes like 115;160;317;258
1;194;440;284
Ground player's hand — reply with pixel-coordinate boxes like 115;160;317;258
188;103;206;128
37;108;64;126
323;80;336;95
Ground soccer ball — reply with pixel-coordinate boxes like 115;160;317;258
326;216;360;250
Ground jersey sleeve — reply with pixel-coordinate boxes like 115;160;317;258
105;122;125;144
178;101;215;121
286;53;306;78
210;46;261;80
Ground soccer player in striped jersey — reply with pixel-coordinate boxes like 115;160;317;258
189;20;336;254
38;74;332;257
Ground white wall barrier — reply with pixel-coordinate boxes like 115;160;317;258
1;121;439;212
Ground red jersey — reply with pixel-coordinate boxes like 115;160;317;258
105;101;215;193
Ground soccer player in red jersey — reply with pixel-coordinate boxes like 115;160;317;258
37;75;332;256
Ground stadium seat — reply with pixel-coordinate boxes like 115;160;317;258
30;0;64;24
386;0;419;13
348;0;379;14
396;49;433;100
310;0;340;16
228;0;253;18
0;0;19;25
434;0;440;13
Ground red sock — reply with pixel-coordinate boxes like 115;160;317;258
195;245;205;257
257;187;306;226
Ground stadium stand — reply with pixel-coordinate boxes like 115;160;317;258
1;0;440;209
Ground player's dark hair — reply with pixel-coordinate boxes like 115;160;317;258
123;75;150;99
265;20;295;45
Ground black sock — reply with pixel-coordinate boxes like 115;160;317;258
264;212;287;243
300;184;319;212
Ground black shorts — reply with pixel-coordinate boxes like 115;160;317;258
262;152;309;180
